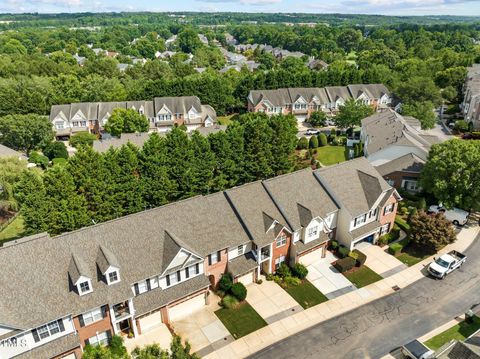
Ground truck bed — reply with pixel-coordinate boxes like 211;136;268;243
449;250;466;261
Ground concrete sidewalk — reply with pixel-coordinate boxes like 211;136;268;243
203;226;480;359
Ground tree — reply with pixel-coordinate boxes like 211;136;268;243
177;28;203;53
0;157;27;213
397;77;442;106
267;114;297;175
104;108;149;137
43;141;68;160
297;137;308;149
308;111;327;127
401;101;436;130
333;99;374;129
132;335;199;359
337;29;363;53
82;335;129;359
409;211;456;253
421;139;480;211
441;86;458;103
0;114;54;154
70;132;97;148
309;135;318;148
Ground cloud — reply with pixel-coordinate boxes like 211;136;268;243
197;0;281;5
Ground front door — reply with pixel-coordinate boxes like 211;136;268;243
118;319;130;334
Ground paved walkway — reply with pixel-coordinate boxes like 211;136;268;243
300;250;356;299
358;242;408;278
246;278;303;324
203;226;480;359
124;323;172;353
171;293;232;355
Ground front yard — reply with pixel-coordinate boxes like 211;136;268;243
343;265;383;288
215;302;267;339
424;316;480;350
282;279;329;309
395;245;432;266
316;145;348;166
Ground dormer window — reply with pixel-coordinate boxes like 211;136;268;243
108;270;120;284
79;280;92;295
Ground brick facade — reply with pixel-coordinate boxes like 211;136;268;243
73;305;114;347
379;194;397;232
270;229;292;272
204;248;228;287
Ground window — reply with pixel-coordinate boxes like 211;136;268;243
33;320;65;342
79;281;90;294
195;263;200;274
307;226;318;238
150;277;159;289
208;251;221;265
37;325;50;340
138;281;148;294
72;121;79;127
158;114;172;121
89;331;109;346
108;271;119;284
294;103;307;110
276;234;287;247
83;308;103;326
383;203;395;215
80;121;87;127
380;223;390;235
354;214;367;227
55;121;64;130
237;245;244;256
275;256;285;270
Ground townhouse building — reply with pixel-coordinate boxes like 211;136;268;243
0;158;399;359
49;96;217;139
247;84;392;124
461;64;480;130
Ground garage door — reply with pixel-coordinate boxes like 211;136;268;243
169;293;206;322
138;311;162;333
237;272;254;286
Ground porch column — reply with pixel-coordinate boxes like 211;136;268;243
267;243;273;274
128;299;138;337
109;306;119;335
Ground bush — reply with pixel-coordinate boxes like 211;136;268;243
318;133;328;146
276;263;291;278
351;249;367;267
69;131;97;148
455;120;469;132
388;242;403;255
28;151;49;168
52;158;67;167
337;245;350;258
297;137;309;149
43;141;68;160
416;198;427;210
291;263;308;279
256;279;263;284
283;276;301;287
395;216;411;233
329;239;339;250
328;134;336;143
309;111;327;127
265;273;274;281
309;135;319;149
219;273;233;292
231;282;247;301
221;295;239;309
334;257;356;273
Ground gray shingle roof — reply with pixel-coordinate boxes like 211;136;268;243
324;86;352;103
375;153;425;176
263;168;338;231
315;158;391;217
93;133;154;153
294;231;329;255
348;220;382;240
96;245;120;274
12;332;80;359
248;88;292;107
98;102;127;120
227;252;258;277
225;181;289;246
0;144;23;159
68;254;91;285
154;96;202;114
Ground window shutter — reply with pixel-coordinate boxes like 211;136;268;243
166;275;170;286
383;207;387;215
208;254;212;266
146;279;151;291
101;305;107;318
195;263;199;274
106;330;112;342
177;271;181;282
31;329;40;343
57;319;65;332
79;315;85;327
217;251;221;262
84;338;90;346
354;218;357;226
134;283;139;296
185;267;190;278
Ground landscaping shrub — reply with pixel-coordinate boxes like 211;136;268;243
256;279;263;284
455;120;469;132
395;216;411;233
265;273;274;281
43;141;68;160
379;225;401;245
231;282;247;301
309;135;318;149
377;235;389;246
318;133;328;146
329;239;339;251
337;245;350;258
400;206;409;215
276;263;291;278
352;249;367;267
69;131;97;148
388;242;403;255
297;137;308;149
221;295;239;309
292;263;308;279
328;134;336;143
334;257;356;273
283;276;301;287
219;273;233;292
52;158;67;166
29;151;49;168
416;198;427;210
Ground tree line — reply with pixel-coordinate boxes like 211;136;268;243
14;113;298;235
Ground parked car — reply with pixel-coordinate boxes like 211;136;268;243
401;340;434;359
427;204;469;226
325;119;335;126
428;250;466;279
305;129;320;136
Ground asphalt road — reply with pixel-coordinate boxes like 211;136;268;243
248;231;480;359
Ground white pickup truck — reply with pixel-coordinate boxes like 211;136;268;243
428;250;467;279
428;204;469;226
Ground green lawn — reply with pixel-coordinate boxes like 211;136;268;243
215;302;267;339
395;244;432;267
0;215;25;244
316;146;348;166
343;266;383;288
282;280;329;309
424;316;480;350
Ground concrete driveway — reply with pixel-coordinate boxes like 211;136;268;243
300;251;356;299
247;278;303;324
357;242;408;278
124;324;172;353
172;293;233;355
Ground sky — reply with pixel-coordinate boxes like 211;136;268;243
0;0;480;16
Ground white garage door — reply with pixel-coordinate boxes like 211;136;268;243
237;272;254;286
138;311;162;333
169;293;206;322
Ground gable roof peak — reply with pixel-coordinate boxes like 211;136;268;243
357;170;383;209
